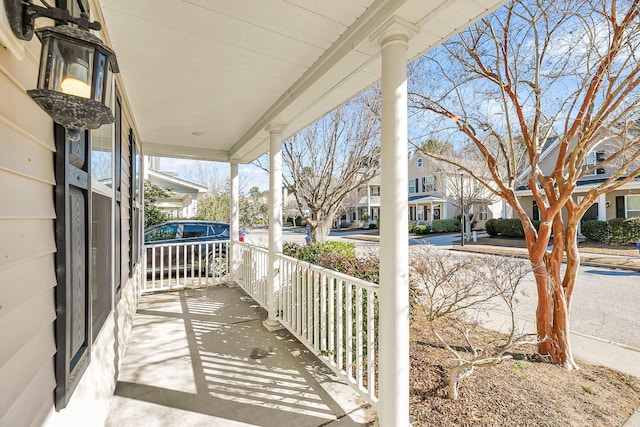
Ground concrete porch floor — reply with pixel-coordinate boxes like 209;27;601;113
106;285;376;427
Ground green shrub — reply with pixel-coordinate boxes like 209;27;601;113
609;217;640;244
483;218;525;238
500;219;525;238
431;219;461;233
283;241;356;264
413;225;431;235
369;223;378;230
408;223;415;233
581;220;609;243
485;218;498;237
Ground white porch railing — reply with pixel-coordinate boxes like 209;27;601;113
236;243;380;406
142;240;229;293
236;243;270;307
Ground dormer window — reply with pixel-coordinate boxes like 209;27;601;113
417;158;423;167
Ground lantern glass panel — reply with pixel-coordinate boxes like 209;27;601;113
41;37;94;99
93;52;107;102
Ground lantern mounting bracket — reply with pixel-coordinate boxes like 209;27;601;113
4;0;101;41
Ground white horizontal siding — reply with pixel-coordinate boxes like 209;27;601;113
0;172;56;218
0;358;56;427
0;219;56;268
0;29;58;427
0;326;56;427
0;255;56;322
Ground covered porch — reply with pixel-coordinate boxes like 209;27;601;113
0;1;508;426
96;0;507;423
106;284;375;426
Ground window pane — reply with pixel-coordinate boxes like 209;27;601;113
628;195;640;216
212;224;230;237
145;225;178;242
91;80;113;186
627;195;640;210
183;224;207;238
91;192;112;339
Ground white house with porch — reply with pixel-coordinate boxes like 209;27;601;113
145;165;207;219
407;153;503;227
513;135;640;227
0;1;507;426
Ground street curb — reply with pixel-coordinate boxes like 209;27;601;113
449;247;640;273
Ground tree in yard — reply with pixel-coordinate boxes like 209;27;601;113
409;0;640;368
144;181;170;227
261;91;381;242
239;186;269;226
197;187;230;223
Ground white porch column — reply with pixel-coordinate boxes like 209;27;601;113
264;124;286;331
430;202;434;223
229;161;239;281
597;193;607;221
371;17;417;427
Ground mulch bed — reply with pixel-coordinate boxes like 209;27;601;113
409;318;640;426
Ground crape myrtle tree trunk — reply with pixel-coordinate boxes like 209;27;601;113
258;90;380;243
409;0;640;368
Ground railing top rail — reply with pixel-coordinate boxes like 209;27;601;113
239;241;269;255
277;252;379;291
144;239;230;249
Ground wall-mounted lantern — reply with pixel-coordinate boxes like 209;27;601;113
3;0;119;140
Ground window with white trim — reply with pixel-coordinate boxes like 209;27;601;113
478;204;488;220
409;179;417;193
422;176;435;192
627;195;640;217
583;151;606;175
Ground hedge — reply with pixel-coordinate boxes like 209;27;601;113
581;220;609;243
283;241;356;264
485;218;542;239
413;225;431;235
431;218;461;233
609;217;640;244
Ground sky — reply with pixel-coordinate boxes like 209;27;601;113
156;157;270;194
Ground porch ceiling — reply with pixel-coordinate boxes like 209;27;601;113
96;0;506;164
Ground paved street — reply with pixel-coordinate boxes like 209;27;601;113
506;266;640;349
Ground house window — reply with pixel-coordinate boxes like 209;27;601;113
90;92;114;342
627;195;640;217
371;186;380;196
583;151;606;175
422;176;435;192
409;179;417;193
129;131;142;276
417;158;423;167
478;205;488;221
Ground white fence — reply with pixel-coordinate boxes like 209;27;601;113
236;243;380;405
142;240;229;293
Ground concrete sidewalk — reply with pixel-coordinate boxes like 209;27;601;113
106;285;375;427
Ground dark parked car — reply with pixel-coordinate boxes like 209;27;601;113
144;220;229;276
